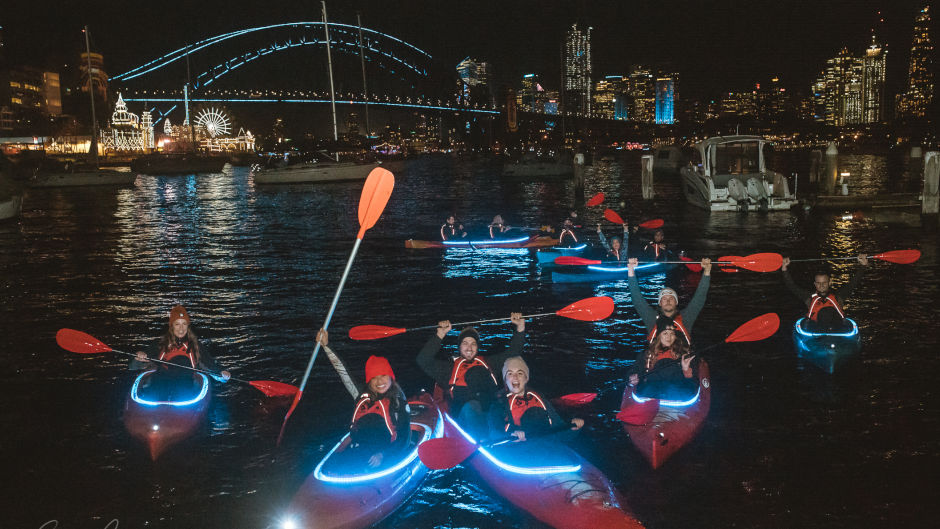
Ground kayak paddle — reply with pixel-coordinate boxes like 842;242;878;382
602;209;662;230
586;192;605;207
603;209;625;225
279;167;395;445
553;253;783;272
349;296;615;341
553;392;598;406
55;328;298;397
787;249;921;265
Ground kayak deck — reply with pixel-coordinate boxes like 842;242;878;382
406;234;558;249
123;369;211;460
551;261;676;283
792;318;861;374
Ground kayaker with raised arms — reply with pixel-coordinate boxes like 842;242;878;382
597;222;632;261
489;355;584;442
626;320;698;401
316;329;411;468
417;313;525;439
781;254;868;332
130;305;230;399
627;256;712;346
441;214;467;241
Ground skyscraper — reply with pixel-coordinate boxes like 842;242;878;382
862;33;887;123
456;57;492;106
627;66;655;123
897;4;933;119
814;48;864;126
655;73;678;124
564;23;592;117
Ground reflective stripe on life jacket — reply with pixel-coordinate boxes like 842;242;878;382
559;228;578;245
647;314;692;346
159;343;195;368
448;356;498;391
351;394;397;442
505;390;552;431
807;294;845;320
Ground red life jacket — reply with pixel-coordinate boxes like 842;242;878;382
505;390;552;431
351;394;397;442
807;293;845;321
159;343;195;368
645;347;681;371
448;356;498;392
647;315;692;346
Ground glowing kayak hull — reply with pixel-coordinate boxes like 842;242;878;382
284;392;443;529
405;235;558;249
620;361;711;469
535;244;590;266
123;370;211;460
792;318;861;374
551;262;676;283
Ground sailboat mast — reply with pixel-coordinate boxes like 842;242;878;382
357;12;370;138
185;48;196;150
83;26;99;167
322;1;339;144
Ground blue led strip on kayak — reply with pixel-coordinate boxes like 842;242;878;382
442;236;530;246
130;369;209;407
631;385;701;407
587;263;659;273
794;318;859;338
314;406;443;484
444;414;582;475
550;244;587;251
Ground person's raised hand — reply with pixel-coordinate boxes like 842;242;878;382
436;320;452;339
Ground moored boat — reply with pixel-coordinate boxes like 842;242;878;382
0;194;23;221
123;369;211;460
281;392;443;529
619;361;711;469
405;234;558;249
536;244;590;266
792;317;861;374
131;153;228;175
442;412;644;529
551;262;676;283
252;161;380;184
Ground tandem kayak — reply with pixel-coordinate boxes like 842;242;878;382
551;261;677;283
441;407;643;528
405;234;559;249
535;244;590;266
282;392;444;529
619;361;711;469
123;369;211;460
792;317;861;374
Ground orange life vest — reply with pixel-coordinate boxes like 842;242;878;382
159;343;195;368
647;315;692;346
448;356;498;392
505;390;552;431
807;294;845;321
351;394;397;442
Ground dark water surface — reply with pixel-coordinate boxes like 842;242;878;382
1;153;937;529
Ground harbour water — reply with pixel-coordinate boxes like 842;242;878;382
1;153;937;528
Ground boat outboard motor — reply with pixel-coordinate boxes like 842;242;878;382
727;178;749;208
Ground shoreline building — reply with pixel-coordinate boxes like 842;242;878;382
564;23;592;117
655;73;678;124
862;33;887;123
896;4;933;119
100;93;153;152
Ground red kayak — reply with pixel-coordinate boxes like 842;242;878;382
282;392;443;529
438;390;644;529
123;369;211;460
619;361;711;469
405;234;558;249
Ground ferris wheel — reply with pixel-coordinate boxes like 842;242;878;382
194;107;232;137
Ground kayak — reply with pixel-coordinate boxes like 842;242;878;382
792;317;861;374
439;392;644;528
551;261;677;283
123;369;211;460
283;392;444;529
405;234;558;249
535;244;590;266
619;361;711;469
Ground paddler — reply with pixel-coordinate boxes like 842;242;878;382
781;254;868;332
558;214;580;247
488;215;512;239
626;257;712;346
626;320;698;401
131;305;230;399
316;329;411;468
488;355;584;442
640;228;671;262
441;214;468;241
597;222;633;261
416;313;526;439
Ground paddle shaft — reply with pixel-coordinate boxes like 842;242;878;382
787;256;864;262
112;347;235;382
407;311;557;332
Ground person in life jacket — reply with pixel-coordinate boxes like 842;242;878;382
782;254;868;332
596;222;634;261
626;320;698;401
315;329;411;469
488;356;583;442
641;229;671;262
441;214;467;241
130;305;230;400
558;215;580;247
489;215;512;239
416;313;526;439
627;257;711;346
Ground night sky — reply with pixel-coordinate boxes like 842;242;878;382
3;0;933;99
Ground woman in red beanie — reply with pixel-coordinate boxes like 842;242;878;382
317;329;411;468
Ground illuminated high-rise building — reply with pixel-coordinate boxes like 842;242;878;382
862;33;887;123
655;73;678;124
593;77;619;119
627;66;655;123
43;72;62;116
814;48;863;126
564;23;592;116
79;52;108;101
897;4;933;119
456;56;492;106
518;74;541;112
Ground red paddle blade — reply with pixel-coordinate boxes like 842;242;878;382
418;436;478;470
726;253;783;272
638;219;664;230
56;328;113;354
603;208;625;225
726;313;780;343
873;249;921;264
356;168;395;239
554;256;601;266
680;255;703;272
556;392;598;406
248;380;299;397
717;255;742;273
556;296;615;321
586;192;605;207
277;389;303;446
348;325;408;340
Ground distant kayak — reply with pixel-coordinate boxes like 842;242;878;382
535;244;590;266
792;317;861;374
406;234;558;249
123;369;211;460
551;262;676;283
